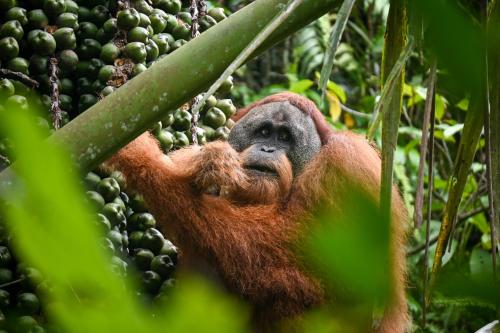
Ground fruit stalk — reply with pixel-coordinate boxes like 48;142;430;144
0;69;39;89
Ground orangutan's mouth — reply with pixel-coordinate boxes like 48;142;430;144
244;164;278;177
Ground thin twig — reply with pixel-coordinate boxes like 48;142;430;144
189;0;204;145
0;68;39;89
49;57;62;129
0;277;25;289
407;207;488;257
319;0;357;99
190;0;305;120
367;37;414;140
415;60;438;228
422;86;436;326
340;103;371;118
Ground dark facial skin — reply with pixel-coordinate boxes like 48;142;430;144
228;101;322;176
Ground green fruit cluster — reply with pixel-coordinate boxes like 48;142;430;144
153;93;236;151
0;167;180;332
0;227;48;333
0;0;233;330
0;0;228;121
85;169;178;302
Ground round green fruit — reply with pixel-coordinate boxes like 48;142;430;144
214;126;230;140
98;65;115;83
65;0;79;13
77;38;102;60
208;7;227;22
199;15;217;31
171;22;190;40
129;213;156;231
124;41;147;63
142;228;164;253
78;93;98;112
132;248;154;270
128;26;149;43
96;213;111;232
173;131;189;147
0;290;9;309
159;239;177;263
216;99;237;117
156;129;174;152
86;190;105;209
0;79;15;100
100;43;120;64
151;254;174;278
28;30;56;56
5;94;29;111
142;270;162;293
0;0;15;10
101;85;115;96
0;37;19;60
58;49;79;73
172;109;192;131
97;177;120;201
152;34;170;55
131;63;147;77
129;231;144;249
101;203;126;228
218;76;234;94
43;0;67;17
16;293;40;315
145;39;159;62
27;9;49;29
53;27;77;50
7;57;29;74
0;269;12;285
117;8;140;30
56;12;79;29
77;22;98;40
90;5;110;26
103;18;118;34
203;107;226;129
149;12;167;33
5;7;28;26
0;20;24;41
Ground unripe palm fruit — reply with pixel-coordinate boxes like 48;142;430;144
5;7;28;26
208;7;227;22
100;43;120;64
0;37;19;61
53;27;77;50
28;30;56;56
124;42;147;63
117;8;140;30
203;107;226;129
0;20;24;41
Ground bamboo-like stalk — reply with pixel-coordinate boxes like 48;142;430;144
430;92;486;279
379;0;407;224
0;0;342;189
414;61;438;229
366;37;413;140
488;0;500;265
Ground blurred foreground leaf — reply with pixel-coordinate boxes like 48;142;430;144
0;106;248;333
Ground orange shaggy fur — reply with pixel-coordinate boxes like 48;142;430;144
106;93;409;332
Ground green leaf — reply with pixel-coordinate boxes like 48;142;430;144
289;79;314;93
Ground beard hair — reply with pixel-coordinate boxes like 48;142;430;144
228;153;293;205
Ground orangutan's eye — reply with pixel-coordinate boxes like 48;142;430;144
260;127;270;137
278;130;290;142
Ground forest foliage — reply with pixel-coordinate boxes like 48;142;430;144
0;0;499;332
